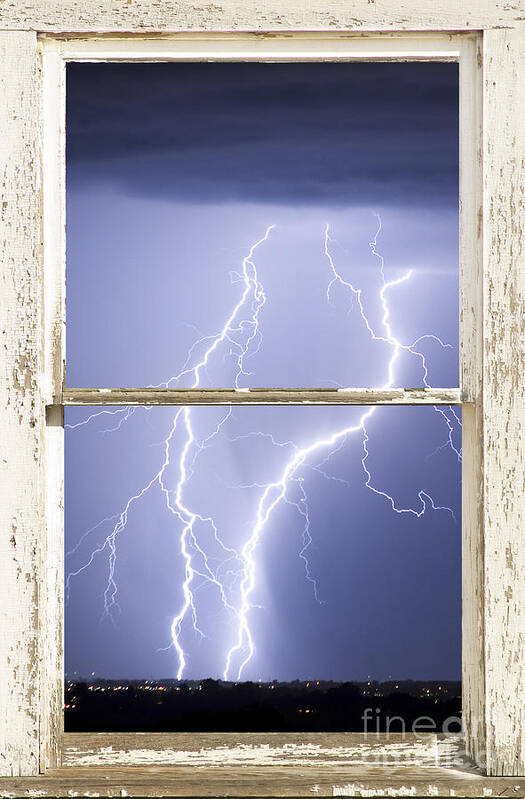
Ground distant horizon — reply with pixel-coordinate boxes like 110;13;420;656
64;674;461;733
65;676;462;685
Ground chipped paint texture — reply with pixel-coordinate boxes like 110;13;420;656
38;734;519;796
0;0;524;33
62;735;465;768
459;36;487;774
334;787;422;797
62;388;462;406
482;24;525;777
0;733;524;798
0;31;46;776
0;1;524;786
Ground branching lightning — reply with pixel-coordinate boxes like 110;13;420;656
66;216;461;681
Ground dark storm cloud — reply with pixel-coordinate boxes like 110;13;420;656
67;62;458;207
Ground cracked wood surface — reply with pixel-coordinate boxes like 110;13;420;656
0;734;524;797
61;388;463;406
458;36;486;774
0;0;524;33
482;25;525;777
0;3;524;783
1;767;522;799
0;30;48;777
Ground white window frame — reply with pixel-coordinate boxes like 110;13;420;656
0;10;523;792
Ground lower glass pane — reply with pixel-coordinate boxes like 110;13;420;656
65;404;461;731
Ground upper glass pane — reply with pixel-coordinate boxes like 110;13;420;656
66;62;459;389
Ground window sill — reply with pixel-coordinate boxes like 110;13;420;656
1;734;523;797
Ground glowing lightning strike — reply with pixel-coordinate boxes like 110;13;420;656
164;226;275;677
66;227;274;678
222;219;457;680
66;216;460;683
369;212;462;464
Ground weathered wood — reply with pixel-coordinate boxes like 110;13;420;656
45;31;464;62
482;24;525;777
3;767;520;799
459;36;483;407
458;38;486;772
42;405;64;772
40;42;66;776
0;31;49;776
61;388;463;406
42;45;66;407
62;732;467;768
0;0;524;33
0;10;521;785
0;734;522;798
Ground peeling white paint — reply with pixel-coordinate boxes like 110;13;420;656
63;739;456;768
0;29;47;779
333;786;419;797
0;5;523;786
62;387;462;406
481;26;525;778
1;0;525;33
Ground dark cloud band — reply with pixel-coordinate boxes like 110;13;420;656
67;62;458;208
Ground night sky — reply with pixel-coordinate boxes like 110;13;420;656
65;62;461;682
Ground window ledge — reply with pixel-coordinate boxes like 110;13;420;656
1;734;523;797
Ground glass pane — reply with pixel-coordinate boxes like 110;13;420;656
66;62;459;389
65;404;461;731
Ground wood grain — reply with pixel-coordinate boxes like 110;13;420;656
0;734;522;797
0;31;48;776
458;37;486;772
482;24;525;777
0;0;524;34
0;8;522;781
41;44;66;776
61;387;463;406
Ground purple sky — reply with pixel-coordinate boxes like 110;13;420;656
65;62;461;682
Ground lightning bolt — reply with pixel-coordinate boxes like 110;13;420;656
222;220;458;680
66;216;461;682
67;226;273;678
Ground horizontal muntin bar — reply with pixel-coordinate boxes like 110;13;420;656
61;388;462;406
